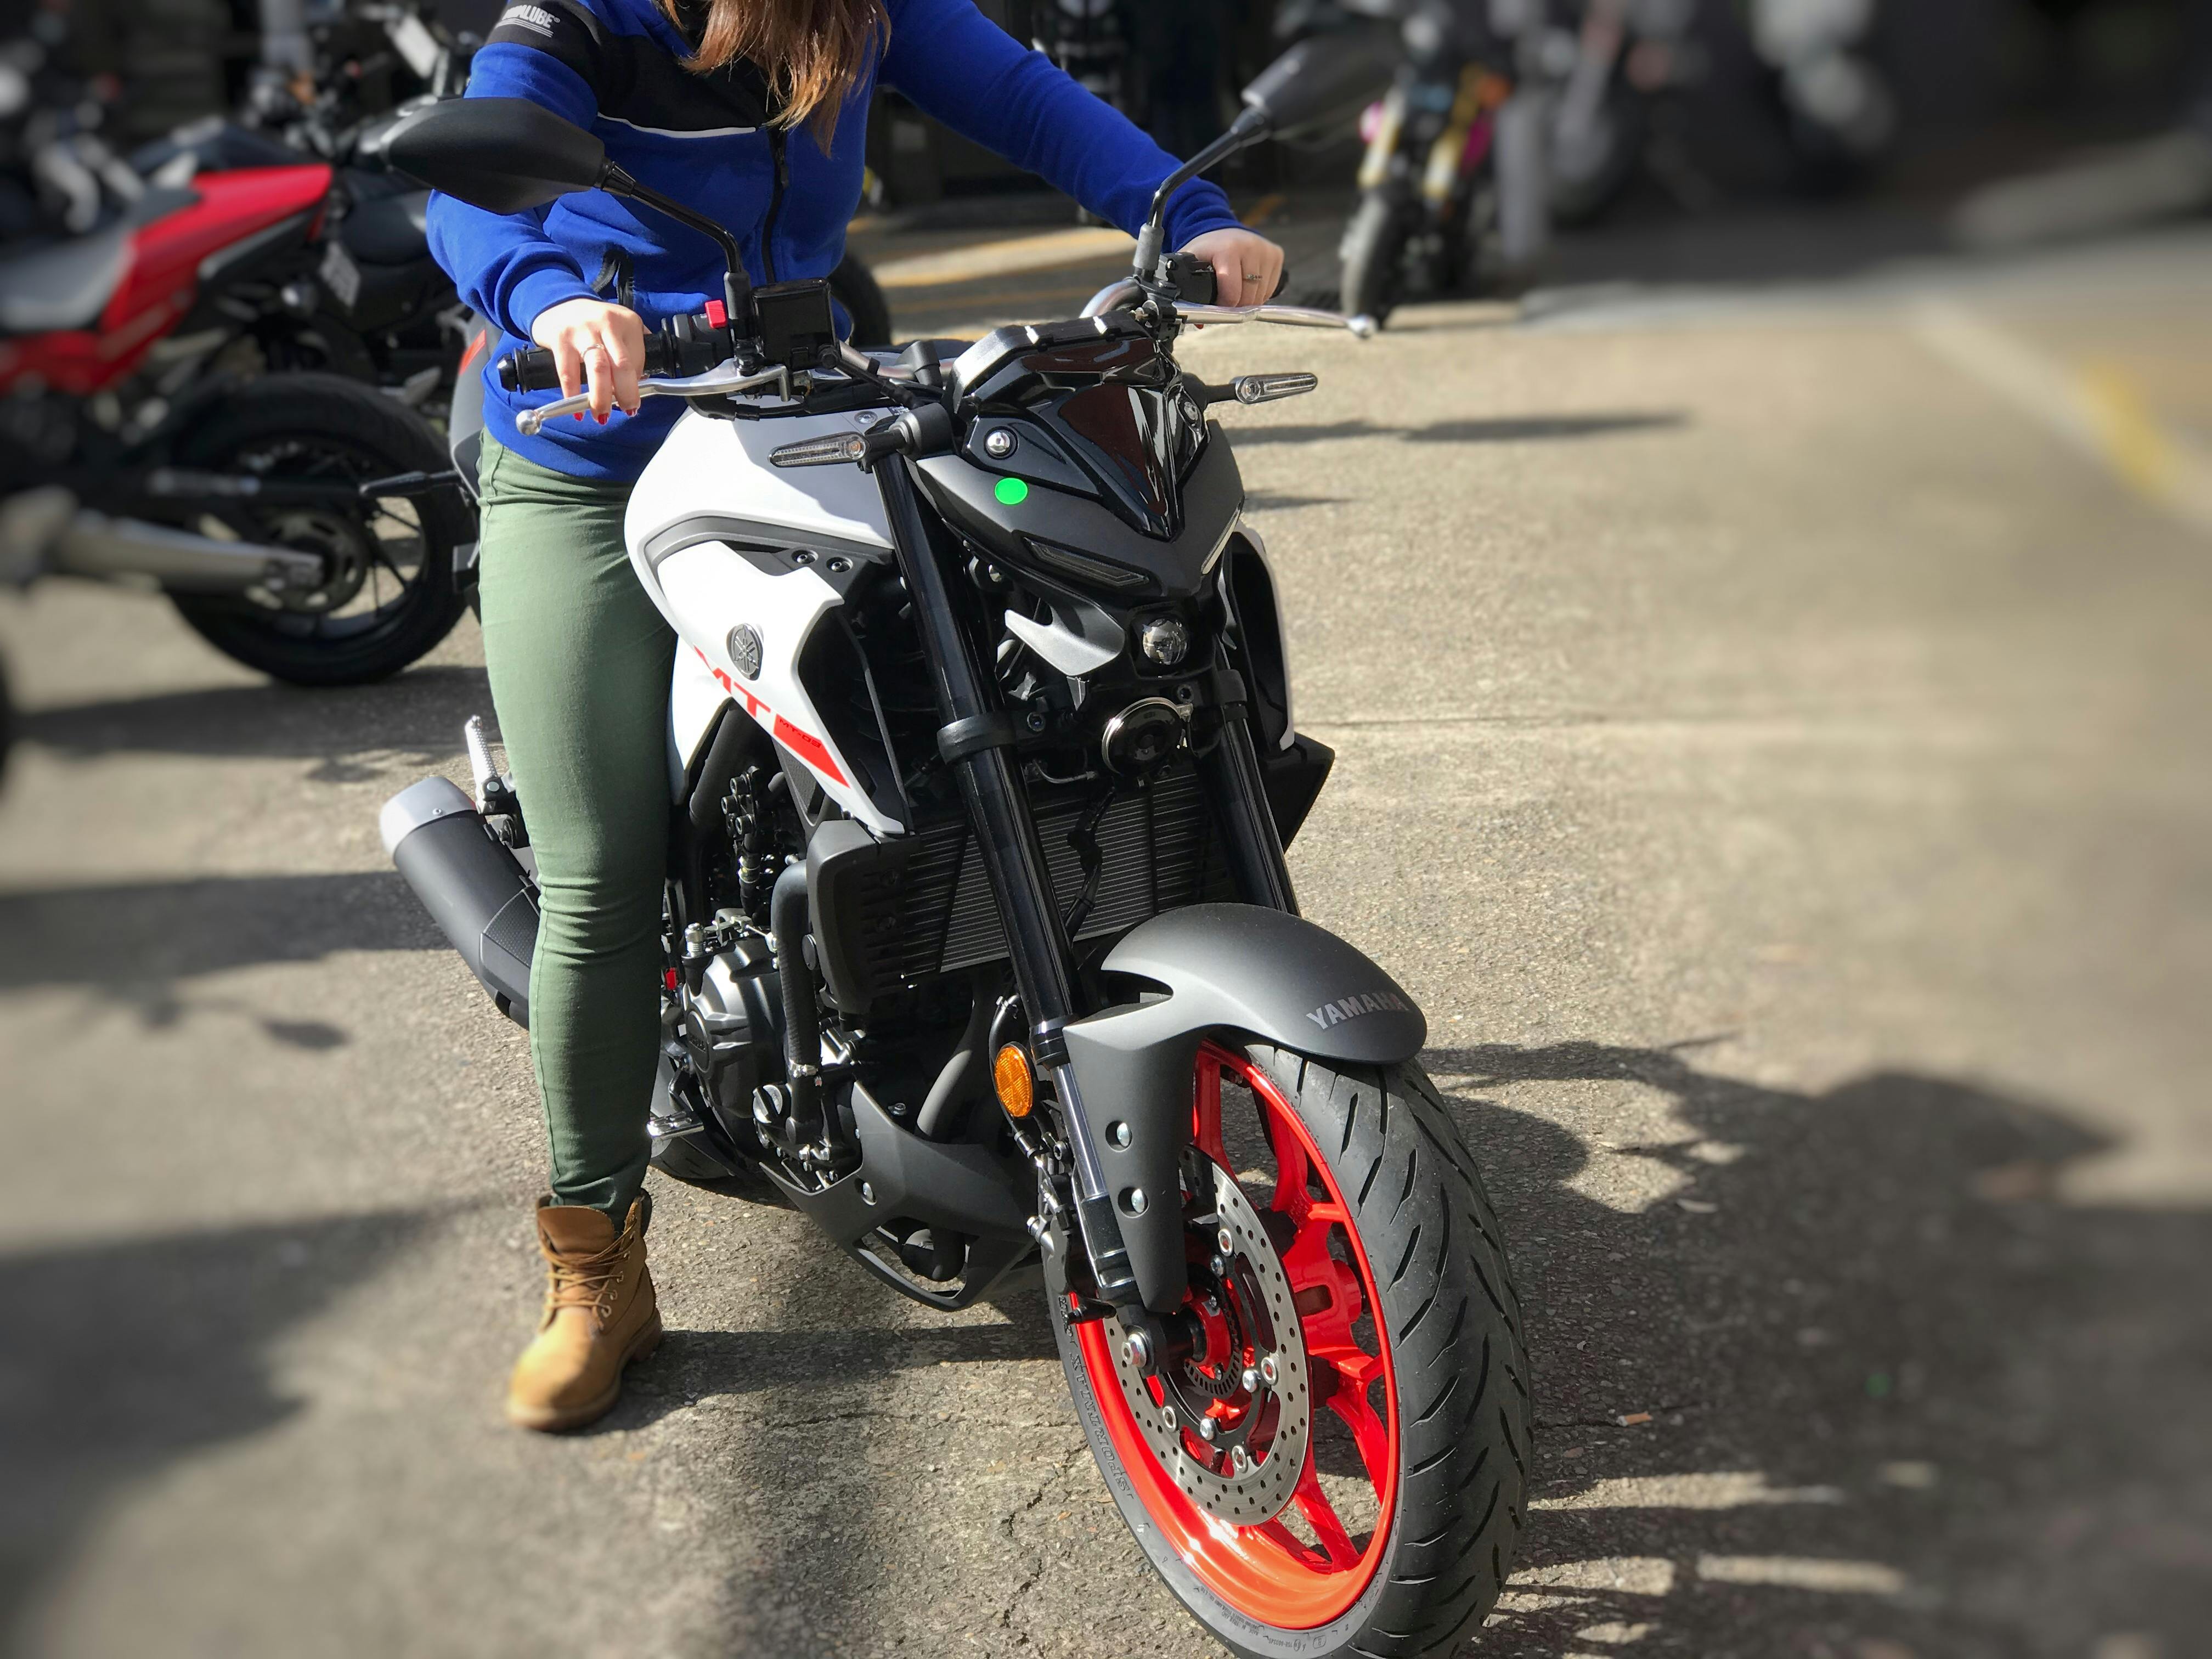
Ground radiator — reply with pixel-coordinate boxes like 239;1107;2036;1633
858;760;1235;991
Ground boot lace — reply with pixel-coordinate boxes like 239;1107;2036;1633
543;1227;634;1322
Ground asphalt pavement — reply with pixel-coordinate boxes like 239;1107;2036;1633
2;218;2208;1659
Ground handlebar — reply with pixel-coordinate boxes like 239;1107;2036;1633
496;307;738;393
499;271;1369;432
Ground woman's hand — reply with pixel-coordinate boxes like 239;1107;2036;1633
530;297;647;424
1178;228;1287;307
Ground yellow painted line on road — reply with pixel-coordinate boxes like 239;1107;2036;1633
870;225;1135;290
1912;298;2212;535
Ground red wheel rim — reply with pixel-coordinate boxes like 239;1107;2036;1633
1076;1042;1400;1629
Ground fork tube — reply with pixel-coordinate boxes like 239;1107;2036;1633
1201;709;1300;916
873;457;1138;1300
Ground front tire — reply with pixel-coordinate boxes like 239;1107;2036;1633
1052;1041;1531;1658
1339;193;1412;328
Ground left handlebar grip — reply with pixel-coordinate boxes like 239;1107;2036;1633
496;346;560;394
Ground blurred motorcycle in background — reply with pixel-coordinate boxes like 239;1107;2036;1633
0;142;473;684
1283;0;1546;326
128;1;483;414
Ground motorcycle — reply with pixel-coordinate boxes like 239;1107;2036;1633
380;44;1530;1659
0;162;472;684
1321;2;1544;326
136;0;893;391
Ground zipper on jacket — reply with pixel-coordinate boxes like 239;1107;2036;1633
761;128;788;286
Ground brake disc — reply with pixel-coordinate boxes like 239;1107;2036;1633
1107;1160;1311;1527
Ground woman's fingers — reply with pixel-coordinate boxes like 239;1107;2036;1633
583;331;616;422
1209;249;1248;303
553;331;586;400
1176;228;1290;308
603;309;645;416
1256;242;1286;301
528;298;648;422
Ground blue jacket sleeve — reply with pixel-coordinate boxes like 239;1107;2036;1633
879;0;1244;252
423;42;604;341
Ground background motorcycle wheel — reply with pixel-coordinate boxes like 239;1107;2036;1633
831;252;894;349
1338;194;1412;328
1052;1040;1531;1659
168;374;471;686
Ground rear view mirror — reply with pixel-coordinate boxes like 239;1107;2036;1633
1240;31;1399;139
386;97;608;214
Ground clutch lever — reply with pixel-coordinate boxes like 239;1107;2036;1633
515;362;794;436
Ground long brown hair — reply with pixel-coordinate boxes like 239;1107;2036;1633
665;0;890;146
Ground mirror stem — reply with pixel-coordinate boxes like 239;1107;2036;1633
601;162;753;326
1133;106;1268;279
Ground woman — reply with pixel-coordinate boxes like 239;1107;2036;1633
427;0;1284;1431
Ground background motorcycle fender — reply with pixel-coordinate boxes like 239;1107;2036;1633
1062;903;1427;1312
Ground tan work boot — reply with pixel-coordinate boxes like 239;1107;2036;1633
506;1193;662;1431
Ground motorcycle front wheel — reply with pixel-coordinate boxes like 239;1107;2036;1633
1052;1040;1530;1658
1338;193;1412;328
168;374;471;686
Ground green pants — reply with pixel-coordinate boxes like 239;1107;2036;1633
476;436;675;1218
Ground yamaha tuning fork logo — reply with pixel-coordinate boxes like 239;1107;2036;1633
1306;989;1414;1030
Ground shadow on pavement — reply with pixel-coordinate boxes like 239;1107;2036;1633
1420;1041;2207;1658
608;1313;1060;1432
18;664;486;776
0;1210;432;1647
1228;413;1686;448
0;872;436;999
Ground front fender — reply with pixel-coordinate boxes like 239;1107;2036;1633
1062;904;1426;1312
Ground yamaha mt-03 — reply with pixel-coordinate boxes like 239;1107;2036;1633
381;50;1529;1658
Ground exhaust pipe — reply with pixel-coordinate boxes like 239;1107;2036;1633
380;776;537;1026
2;486;327;595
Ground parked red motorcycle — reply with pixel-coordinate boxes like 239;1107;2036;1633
0;160;471;685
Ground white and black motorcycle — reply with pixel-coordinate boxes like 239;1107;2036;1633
381;50;1529;1659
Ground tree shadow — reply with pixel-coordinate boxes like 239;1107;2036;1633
17;664;487;776
0;1210;432;1647
1227;413;1686;448
1415;1041;2209;1658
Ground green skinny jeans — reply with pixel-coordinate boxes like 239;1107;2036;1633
476;436;674;1218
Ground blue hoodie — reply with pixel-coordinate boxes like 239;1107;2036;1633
427;0;1245;480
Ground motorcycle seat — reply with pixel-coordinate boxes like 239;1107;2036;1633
340;190;432;266
0;188;204;336
0;224;133;335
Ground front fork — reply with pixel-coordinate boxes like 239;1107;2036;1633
873;456;1294;1307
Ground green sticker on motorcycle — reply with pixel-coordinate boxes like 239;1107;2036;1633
994;476;1028;505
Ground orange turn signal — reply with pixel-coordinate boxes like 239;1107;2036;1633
993;1043;1035;1119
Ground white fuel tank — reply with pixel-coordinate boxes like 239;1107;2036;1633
626;407;906;837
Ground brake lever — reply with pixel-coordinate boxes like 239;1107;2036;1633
1173;302;1378;338
514;362;794;436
